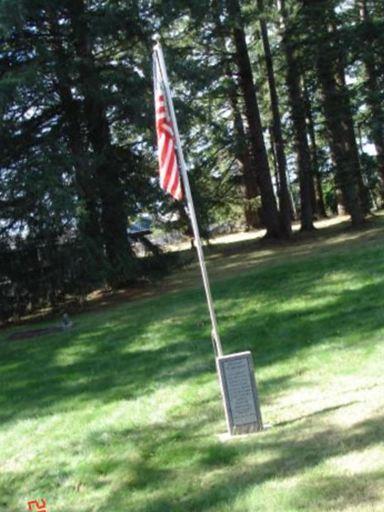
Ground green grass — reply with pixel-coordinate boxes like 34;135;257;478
1;217;384;511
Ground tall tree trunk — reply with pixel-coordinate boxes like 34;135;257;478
330;13;371;213
67;0;135;283
278;0;314;231
317;66;364;225
226;0;282;239
302;0;365;226
214;7;261;230
47;13;102;247
257;0;292;236
303;82;327;217
335;61;371;213
373;4;384;90
230;82;261;229
268;125;279;192
359;0;384;187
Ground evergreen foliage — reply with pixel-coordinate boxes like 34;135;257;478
1;0;383;320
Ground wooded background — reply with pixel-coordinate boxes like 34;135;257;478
1;0;383;321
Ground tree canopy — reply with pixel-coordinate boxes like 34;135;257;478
1;0;383;321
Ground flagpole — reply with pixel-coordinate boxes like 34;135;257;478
154;38;223;358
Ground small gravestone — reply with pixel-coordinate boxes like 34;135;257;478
61;313;73;330
217;351;263;435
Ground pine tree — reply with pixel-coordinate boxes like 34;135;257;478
257;0;292;236
278;0;314;231
46;9;103;260
303;81;327;217
358;0;384;187
226;0;283;238
301;0;365;226
212;2;261;229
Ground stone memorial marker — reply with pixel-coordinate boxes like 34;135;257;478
217;351;263;435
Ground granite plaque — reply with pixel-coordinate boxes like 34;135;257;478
217;351;263;435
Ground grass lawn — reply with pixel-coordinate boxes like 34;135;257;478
1;215;384;512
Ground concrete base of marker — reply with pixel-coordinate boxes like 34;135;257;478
216;351;263;436
217;423;272;442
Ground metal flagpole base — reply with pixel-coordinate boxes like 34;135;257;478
211;329;220;358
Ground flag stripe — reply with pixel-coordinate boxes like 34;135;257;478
154;62;183;201
163;150;176;191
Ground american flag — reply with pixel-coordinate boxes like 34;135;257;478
153;53;183;201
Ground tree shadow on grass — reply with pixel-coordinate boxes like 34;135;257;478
84;410;384;512
222;274;384;369
284;470;384;511
0;258;384;428
274;401;360;427
1;406;382;511
191;216;384;287
0;239;383;430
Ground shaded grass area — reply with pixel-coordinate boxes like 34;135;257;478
0;218;384;511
